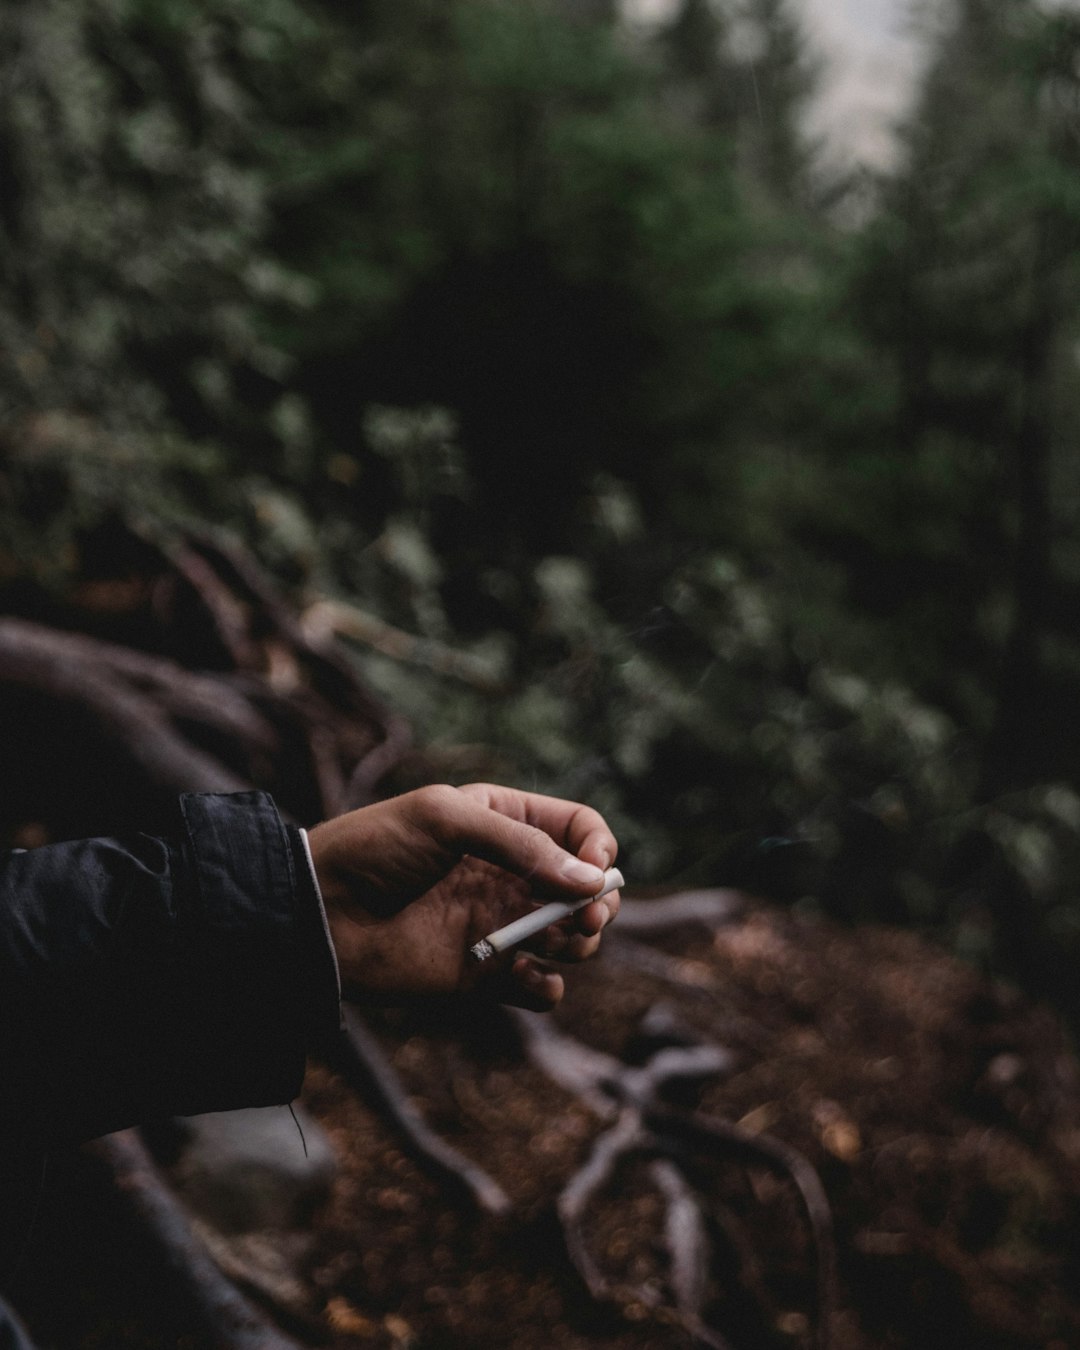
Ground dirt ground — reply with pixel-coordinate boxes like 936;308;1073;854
299;898;1080;1350
14;897;1080;1350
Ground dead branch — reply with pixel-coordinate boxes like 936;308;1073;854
167;546;264;673
303;597;509;695
182;535;414;806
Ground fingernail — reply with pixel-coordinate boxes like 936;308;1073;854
561;858;606;888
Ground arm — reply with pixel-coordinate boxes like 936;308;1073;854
0;792;335;1144
0;785;619;1144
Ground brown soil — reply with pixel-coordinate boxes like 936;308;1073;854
12;899;1080;1350
296;900;1080;1350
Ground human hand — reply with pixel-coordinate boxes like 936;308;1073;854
307;783;620;1011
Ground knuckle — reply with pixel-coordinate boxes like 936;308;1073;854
408;783;461;830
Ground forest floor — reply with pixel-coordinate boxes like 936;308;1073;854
295;899;1080;1350
14;896;1080;1350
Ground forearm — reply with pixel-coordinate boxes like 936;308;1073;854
0;792;340;1145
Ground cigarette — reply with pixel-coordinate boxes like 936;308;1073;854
470;866;624;962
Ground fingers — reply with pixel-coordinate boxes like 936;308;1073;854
419;784;615;899
457;783;618;871
509;880;620;967
476;953;565;1011
505;955;564;1012
532;927;602;963
478;872;622;1008
572;891;620;935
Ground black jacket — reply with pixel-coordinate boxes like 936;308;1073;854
0;791;340;1147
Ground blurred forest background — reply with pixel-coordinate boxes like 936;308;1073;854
6;0;1080;1029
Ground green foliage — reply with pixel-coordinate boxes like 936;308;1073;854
834;0;1080;785
10;0;1080;1024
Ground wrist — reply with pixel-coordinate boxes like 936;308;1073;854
321;893;389;1001
306;815;375;914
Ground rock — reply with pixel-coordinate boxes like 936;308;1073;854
170;1104;338;1233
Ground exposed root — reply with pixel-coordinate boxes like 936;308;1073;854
0;619;251;797
333;1008;512;1217
508;994;836;1350
557;1108;653;1300
303;597;510;696
612;889;746;935
0;531;415;827
89;1130;306;1350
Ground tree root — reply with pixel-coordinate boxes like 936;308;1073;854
610;889;746;935
302;597;510;696
88;1130;307;1350
332;1008;512;1217
0;618;252;798
0;530;415;830
168;533;414;812
315;900;834;1349
510;1003;837;1350
648;1106;838;1350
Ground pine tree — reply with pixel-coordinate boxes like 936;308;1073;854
655;0;818;204
853;0;1080;785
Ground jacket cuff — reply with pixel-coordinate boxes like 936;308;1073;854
168;791;342;1115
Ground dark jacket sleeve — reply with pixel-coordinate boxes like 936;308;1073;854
0;792;341;1145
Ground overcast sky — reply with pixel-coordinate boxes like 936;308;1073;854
796;0;942;170
621;0;943;170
